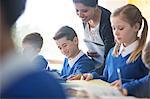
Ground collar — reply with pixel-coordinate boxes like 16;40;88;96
68;50;84;68
119;40;139;57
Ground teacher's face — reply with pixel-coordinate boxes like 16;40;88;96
74;3;95;23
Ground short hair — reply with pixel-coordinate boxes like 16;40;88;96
23;32;43;49
1;0;26;27
53;26;77;41
73;0;98;7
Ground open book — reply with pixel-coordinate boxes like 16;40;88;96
63;80;137;99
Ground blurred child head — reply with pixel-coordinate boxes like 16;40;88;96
22;32;43;57
53;26;79;59
0;0;26;59
142;41;150;69
111;4;148;63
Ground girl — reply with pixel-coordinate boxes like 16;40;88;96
112;41;150;98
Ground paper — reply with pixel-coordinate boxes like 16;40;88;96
64;80;123;98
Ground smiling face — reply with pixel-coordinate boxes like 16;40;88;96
111;16;139;46
55;36;79;59
74;3;95;23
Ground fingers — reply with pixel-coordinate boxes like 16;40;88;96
80;73;93;81
67;74;81;80
85;73;93;81
80;75;86;80
121;89;128;96
80;74;88;80
68;73;93;81
110;80;121;88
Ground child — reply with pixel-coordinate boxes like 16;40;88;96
53;26;95;79
113;41;150;98
70;4;149;83
22;32;48;70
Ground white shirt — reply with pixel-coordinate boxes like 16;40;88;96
84;23;104;45
68;50;84;68
119;40;139;57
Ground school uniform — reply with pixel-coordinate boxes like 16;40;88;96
32;55;48;70
123;73;150;98
92;40;149;83
61;51;95;79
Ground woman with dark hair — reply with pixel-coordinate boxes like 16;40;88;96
72;0;115;75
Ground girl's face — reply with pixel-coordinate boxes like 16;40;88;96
74;3;95;23
111;16;138;46
55;37;79;59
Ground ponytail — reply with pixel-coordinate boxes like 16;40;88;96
112;41;121;57
127;17;148;63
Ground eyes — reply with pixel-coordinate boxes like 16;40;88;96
112;26;124;31
58;44;68;50
76;9;88;14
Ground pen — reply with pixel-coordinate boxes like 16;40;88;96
117;68;123;89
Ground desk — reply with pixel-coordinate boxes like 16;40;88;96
62;80;137;99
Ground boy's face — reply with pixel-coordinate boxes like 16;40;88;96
55;36;79;59
22;42;38;57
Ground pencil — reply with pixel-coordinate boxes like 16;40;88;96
117;68;123;88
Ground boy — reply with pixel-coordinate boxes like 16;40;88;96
53;26;95;79
22;32;48;70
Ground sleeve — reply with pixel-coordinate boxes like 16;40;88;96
60;58;67;77
76;58;95;74
123;74;150;98
100;21;115;59
99;64;108;81
34;56;48;70
91;68;103;79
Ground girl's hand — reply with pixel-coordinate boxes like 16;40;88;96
111;80;128;96
110;80;121;88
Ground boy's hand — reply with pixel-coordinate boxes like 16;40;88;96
67;74;82;80
80;73;93;81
